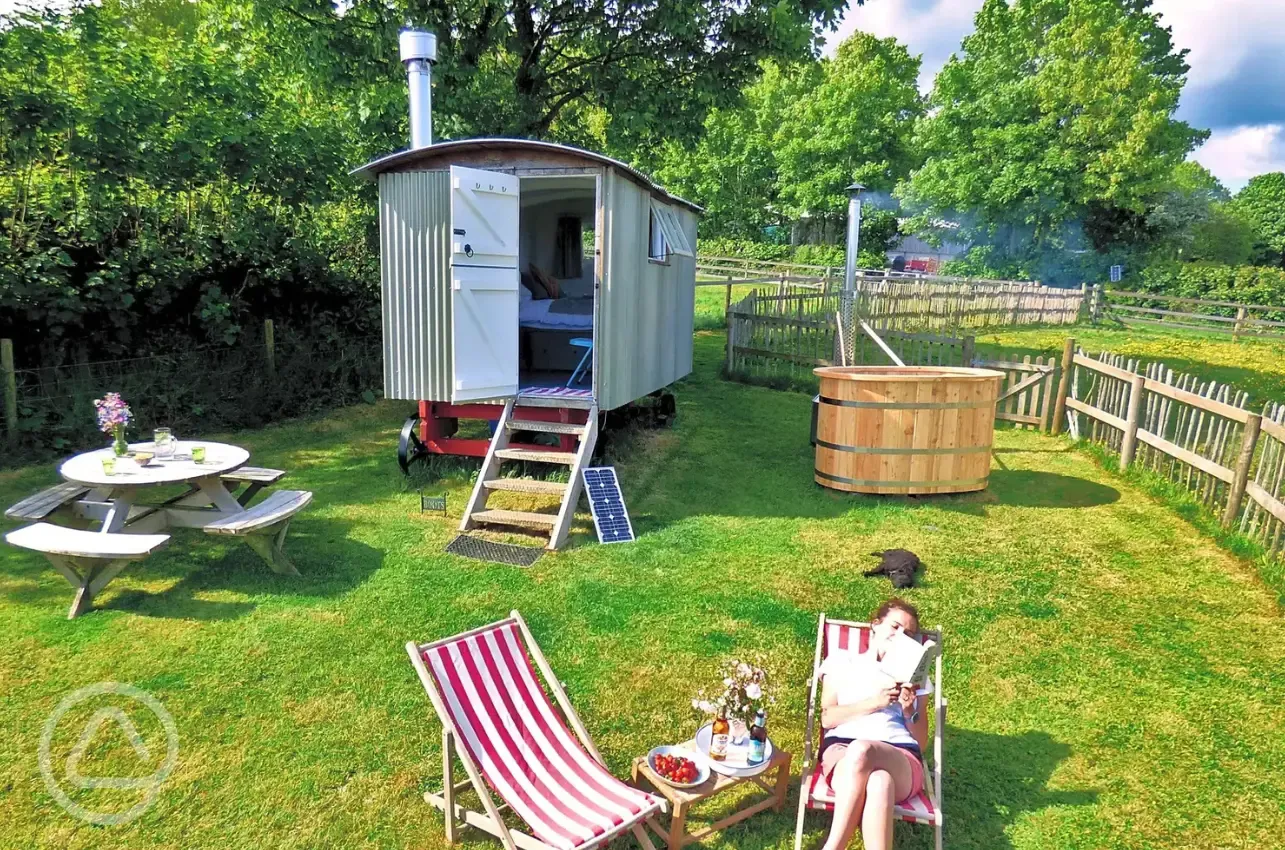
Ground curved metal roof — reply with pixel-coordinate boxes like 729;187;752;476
351;137;703;214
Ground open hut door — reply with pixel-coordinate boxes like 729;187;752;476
449;165;520;402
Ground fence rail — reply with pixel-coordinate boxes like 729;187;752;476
1102;289;1285;339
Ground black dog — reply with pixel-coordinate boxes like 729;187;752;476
864;549;922;589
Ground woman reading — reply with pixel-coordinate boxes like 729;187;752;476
818;599;929;850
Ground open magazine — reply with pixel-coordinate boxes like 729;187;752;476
869;631;937;693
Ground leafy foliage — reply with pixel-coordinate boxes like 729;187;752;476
1136;262;1285;310
899;0;1205;273
650;32;922;258
1233;172;1285;268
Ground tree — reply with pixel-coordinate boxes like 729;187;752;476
259;0;850;151
1234;173;1285;267
1147;162;1254;265
775;33;923;224
898;0;1205;273
648;61;816;238
648;32;922;251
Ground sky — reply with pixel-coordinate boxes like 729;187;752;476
827;0;1285;192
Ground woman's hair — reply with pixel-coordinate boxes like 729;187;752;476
873;598;920;632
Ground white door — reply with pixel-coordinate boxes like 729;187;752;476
450;165;520;402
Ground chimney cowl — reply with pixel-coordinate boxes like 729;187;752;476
400;30;437;64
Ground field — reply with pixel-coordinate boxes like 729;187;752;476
976;325;1285;406
2;332;1284;849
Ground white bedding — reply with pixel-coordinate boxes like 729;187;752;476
519;297;594;331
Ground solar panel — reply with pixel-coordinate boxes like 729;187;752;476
582;466;635;544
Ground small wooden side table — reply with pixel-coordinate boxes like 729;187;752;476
631;743;792;850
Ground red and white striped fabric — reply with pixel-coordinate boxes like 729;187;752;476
422;621;661;850
806;619;939;826
803;762;937;825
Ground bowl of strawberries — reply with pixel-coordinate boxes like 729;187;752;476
647;746;710;789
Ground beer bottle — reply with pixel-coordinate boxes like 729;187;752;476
710;706;730;761
748;710;767;765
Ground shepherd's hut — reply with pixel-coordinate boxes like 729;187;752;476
352;30;701;548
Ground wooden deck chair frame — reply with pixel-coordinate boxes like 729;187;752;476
406;610;665;850
793;613;946;850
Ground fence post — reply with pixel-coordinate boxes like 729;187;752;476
1091;285;1103;323
1223;413;1262;527
264;319;276;378
1119;373;1146;470
1232;306;1247;342
1;339;15;444
1051;337;1076;435
961;334;975;367
724;274;733;319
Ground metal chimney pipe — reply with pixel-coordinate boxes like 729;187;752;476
399;29;438;149
843;183;865;292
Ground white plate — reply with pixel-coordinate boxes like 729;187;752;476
647;745;711;789
694;723;774;777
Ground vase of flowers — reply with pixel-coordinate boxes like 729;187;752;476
692;658;775;739
94;392;133;456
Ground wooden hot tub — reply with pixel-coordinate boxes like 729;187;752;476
812;366;1005;495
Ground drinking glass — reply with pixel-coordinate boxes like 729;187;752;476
191;445;206;464
154;428;174;459
101;456;116;476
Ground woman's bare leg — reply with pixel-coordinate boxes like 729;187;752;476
821;741;914;850
856;744;914;850
860;771;897;850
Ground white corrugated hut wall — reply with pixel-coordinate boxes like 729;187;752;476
379;170;452;401
598;169;697;411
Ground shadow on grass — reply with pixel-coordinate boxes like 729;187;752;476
787;727;1093;850
101;520;384;620
941;726;1097;850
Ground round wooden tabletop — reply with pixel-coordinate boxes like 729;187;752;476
60;440;250;488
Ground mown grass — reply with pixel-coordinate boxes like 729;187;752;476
2;332;1283;849
976;325;1285;405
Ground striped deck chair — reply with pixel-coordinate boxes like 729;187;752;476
406;611;666;850
793;614;946;850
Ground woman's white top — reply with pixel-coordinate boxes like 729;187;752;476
819;649;930;748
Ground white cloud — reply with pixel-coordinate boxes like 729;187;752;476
826;0;983;93
1192;124;1285;191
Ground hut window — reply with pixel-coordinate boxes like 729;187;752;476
554;216;583;279
649;200;693;260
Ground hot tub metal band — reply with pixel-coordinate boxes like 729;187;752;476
818;396;994;410
813;438;991;455
814;468;991;489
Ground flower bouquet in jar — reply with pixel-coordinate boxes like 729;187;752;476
94;392;133;456
691;657;775;740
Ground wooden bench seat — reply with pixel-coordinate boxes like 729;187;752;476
6;483;91;522
5;522;170;618
204;489;312;575
220;467;288;506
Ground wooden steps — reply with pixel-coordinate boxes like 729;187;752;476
459;399;599;551
483;478;568;495
514;394;594;409
471;509;558;529
494;448;577;465
506;419;584;435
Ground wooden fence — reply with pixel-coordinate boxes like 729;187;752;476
1052;339;1285;554
847;278;1084;331
978;355;1057;429
725;287;977;386
1102;290;1285;339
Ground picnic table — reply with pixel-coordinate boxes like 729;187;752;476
4;440;312;618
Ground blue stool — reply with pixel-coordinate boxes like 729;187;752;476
567;338;593;386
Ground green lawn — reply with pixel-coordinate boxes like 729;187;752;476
976;325;1285;406
3;332;1284;849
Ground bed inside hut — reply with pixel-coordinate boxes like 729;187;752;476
516;174;598;399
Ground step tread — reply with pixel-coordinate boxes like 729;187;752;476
482;478;568;495
506;419;586;435
471;509;558;528
515;395;595;410
495;448;577;465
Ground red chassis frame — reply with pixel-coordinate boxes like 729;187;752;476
417;400;587;457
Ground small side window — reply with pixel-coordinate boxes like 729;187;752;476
649;209;668;262
650;200;693;259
